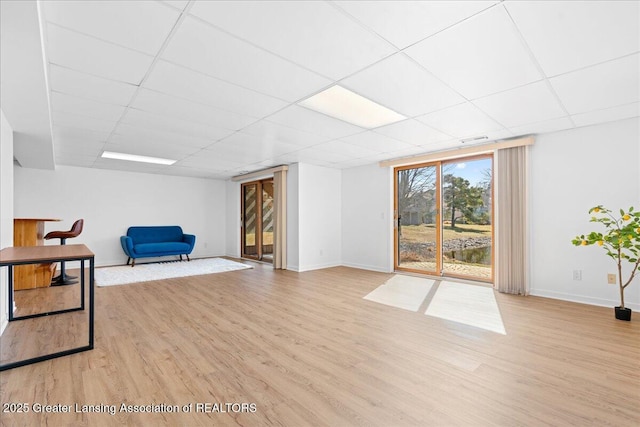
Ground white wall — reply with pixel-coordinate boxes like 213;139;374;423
529;117;640;310
0;110;14;335
296;163;342;272
287;163;300;270
341;163;393;272
225;180;240;258
14;165;227;266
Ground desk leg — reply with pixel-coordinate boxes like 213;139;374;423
8;266;14;321
89;257;94;349
80;259;85;311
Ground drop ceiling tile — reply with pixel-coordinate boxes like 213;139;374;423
49;65;137;106
265;105;364;139
416;102;504;138
549;54;640;115
192;141;267;165
144;61;287;118
505;0;640;77
384;144;433;159
473;81;566;128
161;16;331;101
508;117;575;137
54;140;104;157
332;157;377;169
342;53;465;117
55;154;96;167
249;159;281;170
404;6;542;99
311;140;382;159
176;153;245;171
120;108;234;142
240;120;328;148
45;24;154;85
42;0;179;55
340;131;416;153
113;122;213;149
335;1;495;49
53;125;110;144
50;91;126;122
269;153;303;165
290;146;355;164
219;132;302;158
360;151;399;163
374;119;452;146
190;1;395;80
161;1;189;11
52;110;117;133
572;103;640;128
108;134;203;156
132;89;257;131
162;166;229;180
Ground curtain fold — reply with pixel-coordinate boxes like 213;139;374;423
495;146;529;295
273;170;287;270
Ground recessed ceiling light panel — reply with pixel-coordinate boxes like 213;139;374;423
101;151;176;165
298;85;406;129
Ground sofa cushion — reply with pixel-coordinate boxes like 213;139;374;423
134;242;191;255
127;226;184;244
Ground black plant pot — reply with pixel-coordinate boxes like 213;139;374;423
614;306;632;321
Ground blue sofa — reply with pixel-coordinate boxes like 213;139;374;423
120;226;196;266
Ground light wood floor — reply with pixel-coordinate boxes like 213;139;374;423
1;262;638;426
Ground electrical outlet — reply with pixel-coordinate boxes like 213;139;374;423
572;270;582;281
607;274;616;284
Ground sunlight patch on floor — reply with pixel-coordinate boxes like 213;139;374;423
363;275;434;312
425;281;506;335
364;276;506;334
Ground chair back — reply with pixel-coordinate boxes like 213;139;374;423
69;219;84;237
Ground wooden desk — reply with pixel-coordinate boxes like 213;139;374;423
13;218;61;290
0;244;95;371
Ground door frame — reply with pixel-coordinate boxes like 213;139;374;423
393;153;494;283
241;178;274;262
394;161;441;276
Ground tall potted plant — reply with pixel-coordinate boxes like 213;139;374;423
572;206;640;321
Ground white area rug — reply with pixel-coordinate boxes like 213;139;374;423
364;275;434;312
425;281;506;335
95;258;252;287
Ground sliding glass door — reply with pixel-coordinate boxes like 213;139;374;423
396;164;439;275
394;155;493;282
242;179;274;262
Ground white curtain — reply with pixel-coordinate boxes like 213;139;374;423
273;170;287;270
495;145;529;295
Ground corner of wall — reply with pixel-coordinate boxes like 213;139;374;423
0;109;15;335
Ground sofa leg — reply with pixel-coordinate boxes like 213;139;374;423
131;259;135;267
126;257;131;265
186;254;190;262
179;254;183;261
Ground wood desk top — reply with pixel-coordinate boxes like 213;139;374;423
14;218;62;222
0;244;94;265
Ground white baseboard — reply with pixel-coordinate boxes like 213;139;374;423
341;261;392;273
530;289;640;311
295;262;341;273
0;317;6;336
